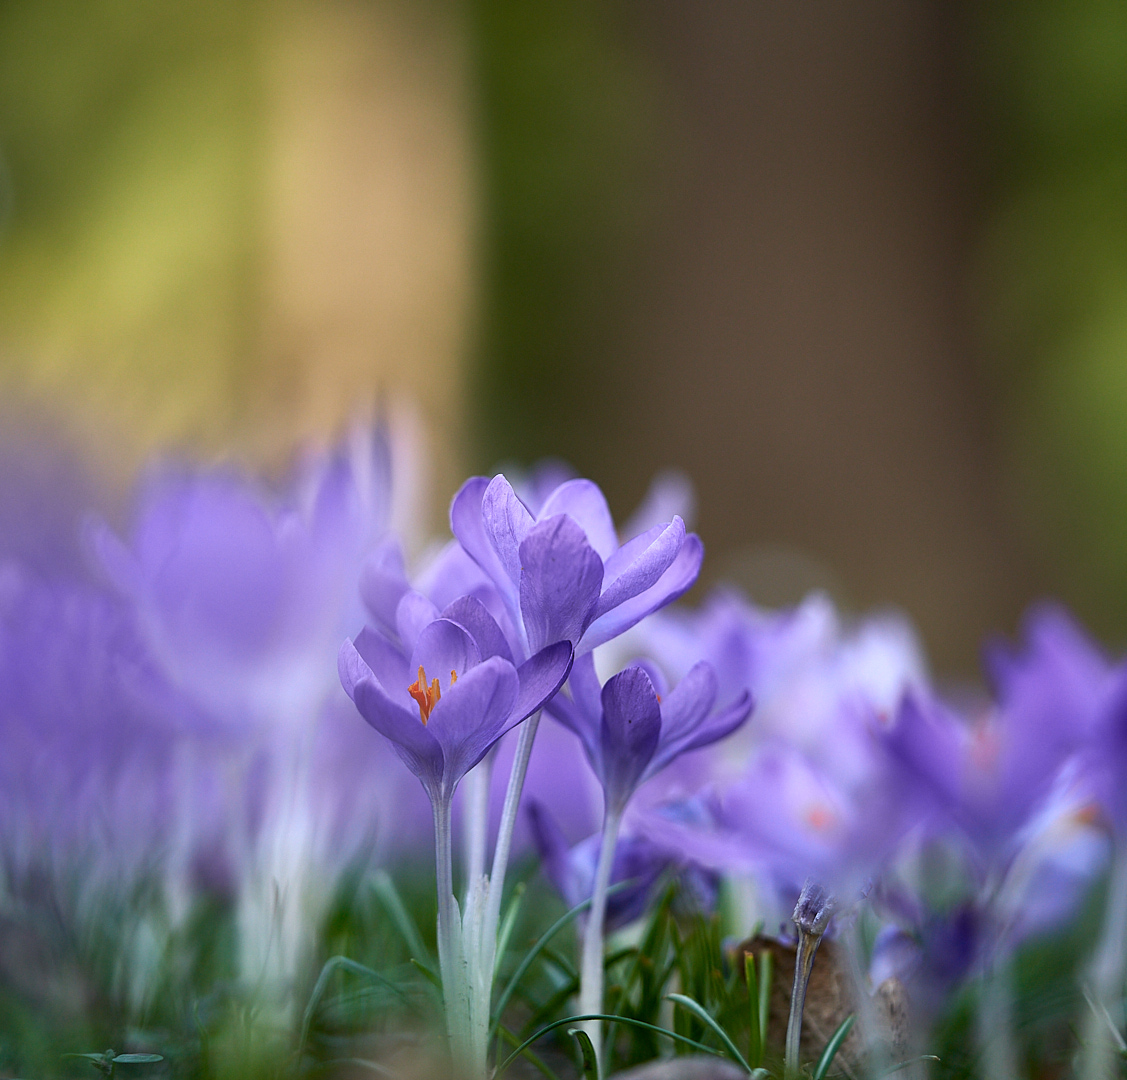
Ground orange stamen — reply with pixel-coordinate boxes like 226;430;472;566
408;665;442;725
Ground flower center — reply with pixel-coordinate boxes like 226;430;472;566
407;665;457;725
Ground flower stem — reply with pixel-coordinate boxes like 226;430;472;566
784;880;837;1079
579;804;623;1074
462;750;494;898
432;795;468;1065
483;711;542;958
1081;837;1127;1080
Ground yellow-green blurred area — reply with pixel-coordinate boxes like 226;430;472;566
3;0;1127;673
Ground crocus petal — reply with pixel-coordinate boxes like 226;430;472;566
648;689;753;779
580;533;703;654
513;639;574;721
537;478;618;561
429;655;520;785
341;649;445;795
441;594;514;664
410;618;482;688
396;590;440;655
621;470;696;539
350;627;410;696
600;666;662;808
595;517;685;621
358;537;409;637
544;688;601;770
482;474;536;589
656;661;718;743
567;651;604;720
450;476;516;604
518;515;603;653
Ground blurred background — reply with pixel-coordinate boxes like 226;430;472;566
0;0;1123;677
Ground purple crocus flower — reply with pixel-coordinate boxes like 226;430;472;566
450;474;702;658
338;599;572;804
546;653;753;814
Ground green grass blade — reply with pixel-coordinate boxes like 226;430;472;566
490;880;634;1036
746;952;762;1068
299;955;412;1056
569;1028;599;1080
371;870;429;962
497;1023;566;1080
408;956;441;988
496;1013;724;1075
757;949;773;1052
667;993;752;1072
494;881;527;976
812;1014;855;1080
872;1055;940;1077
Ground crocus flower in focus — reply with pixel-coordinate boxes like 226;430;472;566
450;474;702;658
339;599;572;805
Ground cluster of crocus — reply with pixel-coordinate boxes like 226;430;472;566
6;422;1127;1078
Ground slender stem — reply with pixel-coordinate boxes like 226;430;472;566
1081;837;1127;1080
784;926;823;1079
432;795;463;1050
579;804;623;1074
462;751;494;899
483;711;542;957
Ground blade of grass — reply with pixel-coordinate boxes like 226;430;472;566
497;1023;566;1080
408;956;441;988
298;956;411;1056
569;1028;600;1080
496;1014;725;1075
667;993;752;1072
746;953;761;1068
371;870;429;962
872;1056;940;1077
812;1014;855;1080
490;880;634;1036
494;881;527;977
757;949;773;1052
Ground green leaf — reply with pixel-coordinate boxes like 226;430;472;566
490;880;635;1037
746;952;762;1068
496;1023;566;1080
298;955;412;1057
111;1055;164;1064
872;1055;940;1077
409;956;441;988
496;1013;724;1075
569;1028;599;1080
494;881;527;976
371;870;430;962
757;949;773;1054
812;1014;855;1080
667;993;752;1073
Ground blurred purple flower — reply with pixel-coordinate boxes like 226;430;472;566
88;428;393;725
526;800;675;929
339;601;572;804
450;474;702;658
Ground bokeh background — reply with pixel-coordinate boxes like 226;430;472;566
0;0;1124;677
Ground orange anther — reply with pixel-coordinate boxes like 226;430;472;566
408;665;442;725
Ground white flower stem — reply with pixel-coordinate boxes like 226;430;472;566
1081;837;1127;1080
462;750;494;899
432;794;471;1070
482;710;542;957
579;803;623;1074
